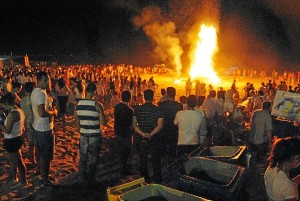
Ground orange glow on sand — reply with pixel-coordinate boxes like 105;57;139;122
189;24;220;84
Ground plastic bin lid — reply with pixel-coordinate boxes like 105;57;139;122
120;184;211;201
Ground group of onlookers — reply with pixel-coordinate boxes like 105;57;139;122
1;63;300;199
0;72;58;189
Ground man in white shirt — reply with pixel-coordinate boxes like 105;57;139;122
202;90;223;120
174;95;207;158
249;101;273;167
31;71;57;190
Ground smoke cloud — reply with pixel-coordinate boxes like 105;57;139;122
133;6;183;77
110;0;299;72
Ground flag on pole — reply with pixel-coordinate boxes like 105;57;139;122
24;54;30;66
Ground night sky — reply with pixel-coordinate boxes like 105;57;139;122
0;0;300;72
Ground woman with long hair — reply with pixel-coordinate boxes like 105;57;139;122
264;137;300;201
74;80;85;102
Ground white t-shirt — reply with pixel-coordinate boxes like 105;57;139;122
264;166;299;201
202;97;223;119
31;88;51;132
174;110;207;145
4;108;25;139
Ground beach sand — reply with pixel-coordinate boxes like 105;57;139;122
0;107;150;201
0;96;268;201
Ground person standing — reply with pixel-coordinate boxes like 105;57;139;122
75;83;107;183
31;71;58;189
202;90;223;121
133;89;164;183
0;92;28;188
185;78;192;96
158;87;183;161
75;80;86;102
249;101;273;167
174;95;207;158
20;82;35;165
55;78;70;121
114;90;134;175
11;81;22;106
158;88;168;103
67;77;77;116
252;90;265;112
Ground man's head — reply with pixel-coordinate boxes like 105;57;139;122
166;87;176;99
12;81;22;93
36;71;50;90
258;90;264;96
0;92;15;107
86;83;96;94
121;90;131;102
187;95;197;108
197;96;206;107
24;82;34;94
209;90;216;98
262;101;271;110
70;77;76;84
249;90;255;96
179;96;187;104
144;89;154;102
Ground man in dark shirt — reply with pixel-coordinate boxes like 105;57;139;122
114;91;134;175
133;89;164;183
158;87;183;161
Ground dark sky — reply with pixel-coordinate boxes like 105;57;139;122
0;0;300;71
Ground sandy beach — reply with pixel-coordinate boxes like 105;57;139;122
0;103;156;200
0;109;268;201
0;75;271;201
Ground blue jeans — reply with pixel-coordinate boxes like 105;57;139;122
115;136;132;173
78;135;101;182
33;129;53;183
138;140;162;183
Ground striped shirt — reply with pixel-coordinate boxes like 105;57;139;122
76;99;101;136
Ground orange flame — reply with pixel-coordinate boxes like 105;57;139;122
189;24;220;84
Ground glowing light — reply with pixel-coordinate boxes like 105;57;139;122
173;79;181;84
189;24;220;84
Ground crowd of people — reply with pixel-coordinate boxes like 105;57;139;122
1;63;300;200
